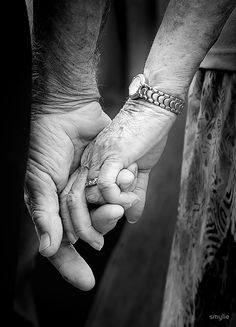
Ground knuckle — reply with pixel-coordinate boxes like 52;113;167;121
86;191;100;204
97;178;110;191
74;225;91;238
66;192;79;208
59;192;67;205
30;208;47;228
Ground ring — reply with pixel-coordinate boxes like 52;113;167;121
85;177;98;188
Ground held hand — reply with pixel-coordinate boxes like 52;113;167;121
24;101;111;289
61;163;138;243
81;99;176;223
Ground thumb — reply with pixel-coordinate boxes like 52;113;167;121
96;159;139;206
117;163;138;192
49;239;95;291
24;167;63;257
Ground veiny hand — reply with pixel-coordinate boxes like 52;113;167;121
79;99;176;223
24;101;119;290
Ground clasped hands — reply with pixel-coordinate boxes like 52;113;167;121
25;99;176;290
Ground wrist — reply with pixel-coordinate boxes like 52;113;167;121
124;99;177;126
143;67;192;100
32;49;100;113
32;76;100;114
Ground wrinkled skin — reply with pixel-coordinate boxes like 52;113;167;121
73;99;176;224
25;101;114;290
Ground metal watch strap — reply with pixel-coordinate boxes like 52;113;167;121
139;85;184;115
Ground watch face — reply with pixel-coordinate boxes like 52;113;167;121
129;74;145;99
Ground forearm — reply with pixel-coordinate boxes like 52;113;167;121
31;0;109;112
144;0;236;98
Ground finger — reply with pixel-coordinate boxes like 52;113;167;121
24;168;63;257
117;163;138;192
59;171;79;244
85;185;106;205
91;204;124;235
67;167;104;251
49;239;95;291
85;163;137;205
97;160;140;207
125;170;150;224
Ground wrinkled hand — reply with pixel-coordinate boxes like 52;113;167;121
80;99;176;223
24;101;117;290
61;162;138;242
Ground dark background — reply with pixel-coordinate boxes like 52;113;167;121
4;1;187;326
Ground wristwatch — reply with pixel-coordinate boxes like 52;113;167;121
128;74;184;115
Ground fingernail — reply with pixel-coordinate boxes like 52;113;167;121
127;219;137;224
68;232;77;244
39;233;51;252
92;242;103;251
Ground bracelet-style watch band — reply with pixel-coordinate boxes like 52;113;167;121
128;74;184;115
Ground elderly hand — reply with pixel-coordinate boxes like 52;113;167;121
79;99;176;224
61;162;138;241
24;101;125;290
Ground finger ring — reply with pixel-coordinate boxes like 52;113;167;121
85;177;98;187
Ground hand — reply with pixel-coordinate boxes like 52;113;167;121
80;99;176;223
60;163;138;241
24;101;116;290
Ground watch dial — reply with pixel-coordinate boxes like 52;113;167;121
129;76;141;97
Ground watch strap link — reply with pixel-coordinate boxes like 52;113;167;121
139;85;184;115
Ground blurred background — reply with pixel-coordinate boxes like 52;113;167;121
13;1;188;326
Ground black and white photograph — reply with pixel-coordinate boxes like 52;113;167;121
2;0;236;326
